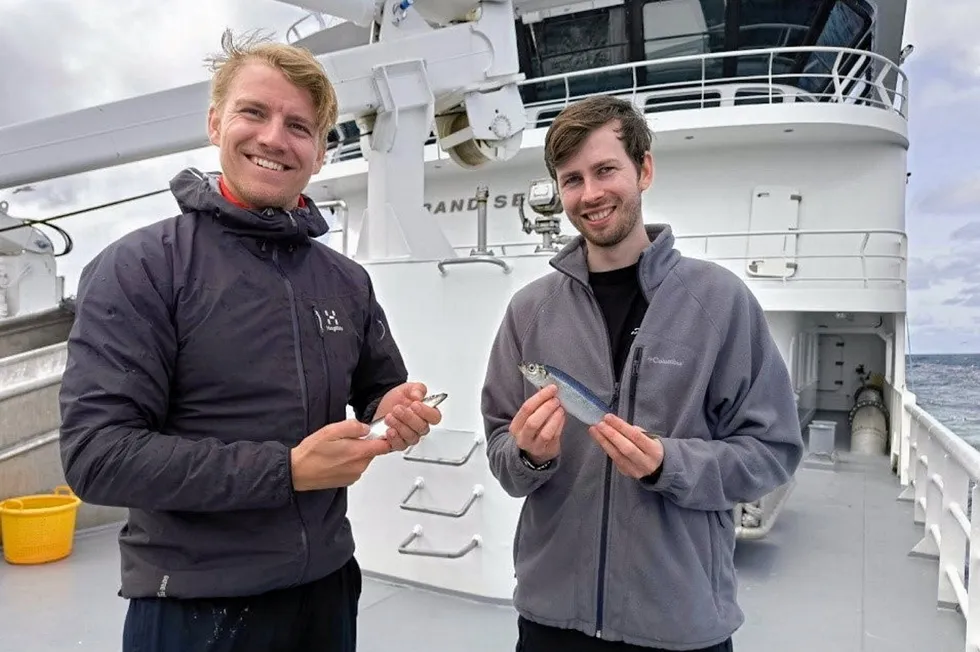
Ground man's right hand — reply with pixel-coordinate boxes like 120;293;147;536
510;384;565;465
290;419;391;491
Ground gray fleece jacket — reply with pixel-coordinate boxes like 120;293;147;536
481;224;803;650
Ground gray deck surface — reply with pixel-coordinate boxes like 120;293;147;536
0;428;967;651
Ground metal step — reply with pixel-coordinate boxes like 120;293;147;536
0;304;74;360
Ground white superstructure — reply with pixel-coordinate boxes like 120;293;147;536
2;1;979;650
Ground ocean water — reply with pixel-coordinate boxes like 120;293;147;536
907;354;980;449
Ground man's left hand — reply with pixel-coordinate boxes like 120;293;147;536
372;382;443;451
589;414;664;480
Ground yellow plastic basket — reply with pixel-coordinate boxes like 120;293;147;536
0;485;81;565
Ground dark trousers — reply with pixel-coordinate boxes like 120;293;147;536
517;616;734;652
122;556;361;652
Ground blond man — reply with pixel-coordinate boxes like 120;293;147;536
59;30;441;651
481;95;803;651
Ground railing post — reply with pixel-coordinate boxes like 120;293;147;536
899;396;918;502
966;482;980;651
902;391;916;487
912;420;927;523
938;462;970;609
911;430;941;559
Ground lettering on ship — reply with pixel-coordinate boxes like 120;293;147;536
423;192;526;214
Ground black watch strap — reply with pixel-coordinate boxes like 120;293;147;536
519;450;554;471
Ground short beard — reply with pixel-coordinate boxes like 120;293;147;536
573;193;641;248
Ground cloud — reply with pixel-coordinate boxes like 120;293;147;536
900;1;980;352
904;0;980;77
950;221;980;241
913;178;980;217
0;1;309;119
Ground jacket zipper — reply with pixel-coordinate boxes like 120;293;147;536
595;345;643;638
595;393;614;639
272;246;310;584
312;306;333;421
588;287;618;640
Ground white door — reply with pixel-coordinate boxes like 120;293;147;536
745;185;801;279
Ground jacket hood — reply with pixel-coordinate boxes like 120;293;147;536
169;168;330;243
550;223;682;298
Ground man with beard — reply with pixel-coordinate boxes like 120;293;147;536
480;95;803;651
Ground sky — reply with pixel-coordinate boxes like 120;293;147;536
0;0;976;354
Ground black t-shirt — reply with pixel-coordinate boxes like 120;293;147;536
589;262;648;381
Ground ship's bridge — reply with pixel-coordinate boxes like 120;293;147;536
514;0;875;111
318;0;893;159
297;0;909;316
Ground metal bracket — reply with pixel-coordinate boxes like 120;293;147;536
403;433;482;466
437;256;511;275
398;525;481;558
399;477;484;517
370;58;433;154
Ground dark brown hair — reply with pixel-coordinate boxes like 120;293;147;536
543;95;652;179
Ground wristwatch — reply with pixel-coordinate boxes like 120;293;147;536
519;450;554;471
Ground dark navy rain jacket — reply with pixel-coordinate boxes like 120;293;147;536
58;167;408;599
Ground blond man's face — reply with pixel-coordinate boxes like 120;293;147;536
207;61;325;210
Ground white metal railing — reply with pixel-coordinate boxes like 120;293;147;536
335;225;907;287
324;44;909;164
286;12;346;45
519;44;907;121
673;227;906;286
896;385;980;652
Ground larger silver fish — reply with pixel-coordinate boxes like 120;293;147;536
362;392;448;440
518;362;611;426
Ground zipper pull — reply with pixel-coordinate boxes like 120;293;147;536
611;381;621;408
312;306;324;335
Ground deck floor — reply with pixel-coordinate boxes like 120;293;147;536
0;450;966;652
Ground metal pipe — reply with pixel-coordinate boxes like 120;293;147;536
472;185;490;256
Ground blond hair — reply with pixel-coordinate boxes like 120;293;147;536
205;29;339;149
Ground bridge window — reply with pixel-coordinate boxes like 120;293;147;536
800;0;875;95
735;0;823;49
518;5;633;104
635;0;875;97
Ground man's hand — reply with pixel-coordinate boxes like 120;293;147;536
290;419;390;491
372;382;443;451
510;384;565;465
589;414;664;480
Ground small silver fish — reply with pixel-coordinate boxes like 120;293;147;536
518;362;611;426
362;392;448;440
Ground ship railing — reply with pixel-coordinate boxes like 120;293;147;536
322;202;906;286
404;227;906;287
893;385;980;651
285;12;345;45
519;44;908;125
323;44;908;164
